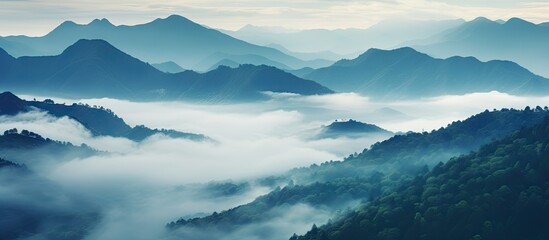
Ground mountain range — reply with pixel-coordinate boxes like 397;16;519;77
304;47;549;99
223;19;465;56
0;15;329;71
411;17;549;77
0;40;333;102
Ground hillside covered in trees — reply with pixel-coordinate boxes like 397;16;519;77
294;117;549;240
0;91;208;142
166;107;549;236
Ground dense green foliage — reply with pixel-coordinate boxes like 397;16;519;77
167;174;411;230
295;118;549;240
291;108;549;183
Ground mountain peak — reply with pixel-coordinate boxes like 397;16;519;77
505;17;534;27
89;18;114;27
0;92;25;115
61;39;124;58
471;16;492;23
0;47;14;61
154;14;195;25
0;91;21;101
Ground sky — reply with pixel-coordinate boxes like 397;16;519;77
0;0;548;36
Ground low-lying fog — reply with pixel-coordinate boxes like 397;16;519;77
4;91;548;240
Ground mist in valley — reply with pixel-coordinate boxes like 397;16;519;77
0;91;546;239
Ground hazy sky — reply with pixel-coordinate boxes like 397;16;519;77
0;0;548;36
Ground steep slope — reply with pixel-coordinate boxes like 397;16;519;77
0;92;207;142
0;15;321;70
0;40;333;101
306;47;549;99
412;17;549;77
295;117;549;240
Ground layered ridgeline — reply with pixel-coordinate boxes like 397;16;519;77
411;17;549;78
223;19;465;58
151;61;185;74
0;158;99;240
166;108;549;237
0;92;207;142
0;15;330;71
316;119;393;139
294;117;549;240
0;40;333;101
304;47;549;99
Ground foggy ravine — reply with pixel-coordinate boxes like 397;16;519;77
2;91;548;240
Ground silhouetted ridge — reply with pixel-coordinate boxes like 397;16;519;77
0;47;15;68
0;92;26;115
505;17;535;27
89;18;114;27
60;39;130;58
148;14;208;30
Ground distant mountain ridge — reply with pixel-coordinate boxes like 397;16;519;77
152;61;185;73
0;15;327;71
305;47;549;99
0;39;333;102
223;19;465;55
411;17;549;77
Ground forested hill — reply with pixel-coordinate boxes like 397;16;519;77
294;117;549;240
0;91;208;142
0;128;97;167
290;107;549;183
348;107;549;165
166;108;549;237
